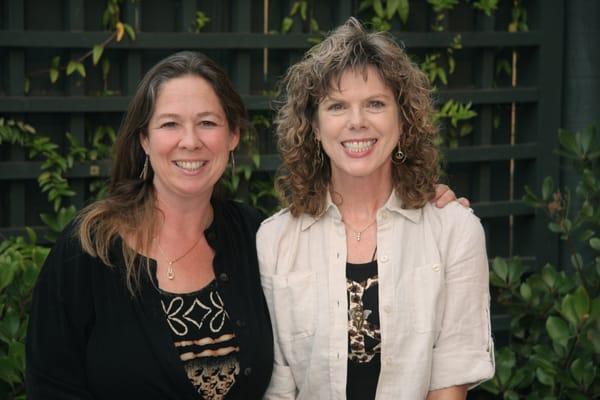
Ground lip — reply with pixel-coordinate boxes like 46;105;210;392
341;139;377;157
173;160;208;172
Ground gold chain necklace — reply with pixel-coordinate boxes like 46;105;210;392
155;236;201;280
343;219;377;241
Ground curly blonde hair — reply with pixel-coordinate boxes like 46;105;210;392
275;17;440;217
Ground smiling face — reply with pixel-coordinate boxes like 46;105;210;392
140;74;239;202
313;66;401;186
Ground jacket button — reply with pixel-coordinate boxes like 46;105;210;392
219;273;229;282
244;367;252;376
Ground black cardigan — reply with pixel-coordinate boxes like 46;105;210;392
25;199;273;399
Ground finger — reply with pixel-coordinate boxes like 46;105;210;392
457;197;471;208
435;189;456;208
433;184;450;201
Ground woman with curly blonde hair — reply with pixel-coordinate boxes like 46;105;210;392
257;18;494;399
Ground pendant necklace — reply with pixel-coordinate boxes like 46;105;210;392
343;219;376;241
155;236;201;280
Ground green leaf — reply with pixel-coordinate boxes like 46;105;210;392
495;347;516;386
290;1;300;16
503;390;519;400
373;0;385;17
252;153;260;168
0;311;20;339
590;237;600;251
542;176;553;200
541;264;557;289
0;261;16;292
92;44;104;65
570;358;585;385
561;294;579;327
0;356;20;385
520;282;532;301
66;60;77;76
123;23;136;40
281;17;293;33
25;226;37;244
386;0;400;19
51;56;60;68
300;1;307;20
571;286;590;322
492;257;508;283
49;68;59;83
75;62;86;78
546;316;570;346
536;367;555;387
398;0;410;23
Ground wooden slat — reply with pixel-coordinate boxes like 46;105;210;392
0;30;542;49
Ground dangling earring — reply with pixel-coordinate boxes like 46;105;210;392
230;151;236;176
140;154;149;180
392;143;407;164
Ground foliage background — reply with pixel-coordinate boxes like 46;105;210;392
0;0;599;398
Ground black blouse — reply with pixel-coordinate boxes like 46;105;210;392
26;199;273;400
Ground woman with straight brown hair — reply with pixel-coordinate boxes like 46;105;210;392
25;51;273;400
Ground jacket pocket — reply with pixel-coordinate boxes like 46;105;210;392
263;270;317;368
412;263;444;333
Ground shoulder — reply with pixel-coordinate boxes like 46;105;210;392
214;198;265;233
34;218;102;297
256;207;297;240
421;201;484;242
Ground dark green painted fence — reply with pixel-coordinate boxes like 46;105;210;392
1;0;565;332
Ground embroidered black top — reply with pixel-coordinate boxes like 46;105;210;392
160;280;241;399
346;260;381;400
26;199;273;400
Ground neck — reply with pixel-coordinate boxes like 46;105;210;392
155;191;213;239
330;171;393;224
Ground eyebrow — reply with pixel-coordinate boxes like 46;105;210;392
322;92;393;103
153;111;224;120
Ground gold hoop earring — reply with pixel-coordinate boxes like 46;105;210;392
140;155;149;180
230;151;236;176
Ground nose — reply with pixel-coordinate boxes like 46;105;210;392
347;106;366;130
179;123;202;149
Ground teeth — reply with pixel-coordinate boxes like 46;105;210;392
175;160;206;170
342;140;376;153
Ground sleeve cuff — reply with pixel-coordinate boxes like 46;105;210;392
429;347;495;391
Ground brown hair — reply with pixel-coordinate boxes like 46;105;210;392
76;51;249;293
275;17;440;217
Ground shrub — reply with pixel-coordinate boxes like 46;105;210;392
482;124;600;399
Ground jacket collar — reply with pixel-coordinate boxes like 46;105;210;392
300;189;422;231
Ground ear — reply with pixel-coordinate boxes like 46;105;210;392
139;130;149;154
228;127;240;151
312;122;320;141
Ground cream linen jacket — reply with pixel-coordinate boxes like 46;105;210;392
257;191;495;399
